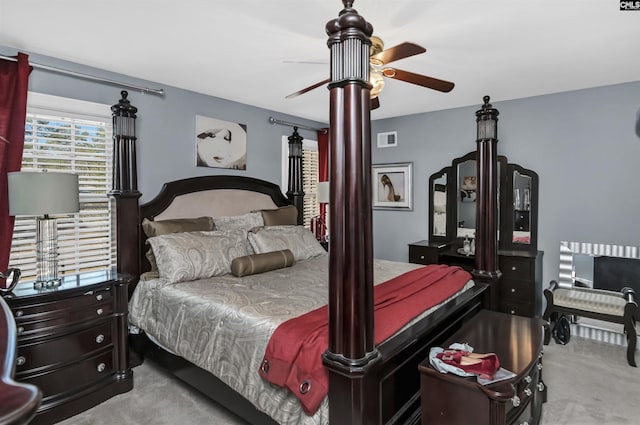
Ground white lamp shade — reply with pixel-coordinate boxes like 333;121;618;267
8;171;80;216
317;181;330;204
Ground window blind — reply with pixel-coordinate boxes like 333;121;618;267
9;93;115;280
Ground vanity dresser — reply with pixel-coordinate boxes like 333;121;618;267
2;270;133;424
410;151;543;317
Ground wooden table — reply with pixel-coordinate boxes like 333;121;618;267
418;310;546;425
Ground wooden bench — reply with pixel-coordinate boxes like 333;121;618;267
542;280;638;366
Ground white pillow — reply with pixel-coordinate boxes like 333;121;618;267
247;225;326;261
147;230;249;284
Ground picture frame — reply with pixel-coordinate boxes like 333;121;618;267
195;115;247;170
372;162;412;210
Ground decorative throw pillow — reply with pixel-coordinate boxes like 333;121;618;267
230;249;295;277
260;205;298;226
142;217;215;272
147;230;249;284
213;211;264;231
247;225;326;261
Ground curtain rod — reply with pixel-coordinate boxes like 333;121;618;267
268;116;327;134
0;54;165;96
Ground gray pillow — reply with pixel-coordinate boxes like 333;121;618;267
142;216;214;237
147;230;249;284
247;225;326;261
213;211;264;231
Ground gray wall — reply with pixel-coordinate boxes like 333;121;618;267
372;82;640;287
0;47;324;203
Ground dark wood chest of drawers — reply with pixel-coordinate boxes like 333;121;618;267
418;310;546;425
409;241;543;317
2;271;133;424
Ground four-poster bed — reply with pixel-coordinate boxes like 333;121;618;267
110;2;518;424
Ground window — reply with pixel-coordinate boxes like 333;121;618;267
281;136;320;228
9;93;115;280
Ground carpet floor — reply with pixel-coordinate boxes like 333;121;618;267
57;336;639;425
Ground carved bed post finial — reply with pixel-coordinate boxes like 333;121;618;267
286;127;305;224
473;95;502;308
109;90;142;286
322;1;376;423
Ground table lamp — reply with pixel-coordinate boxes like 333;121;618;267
8;171;80;289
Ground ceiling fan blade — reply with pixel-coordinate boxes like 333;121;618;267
371;96;380;110
370;42;426;65
383;68;454;93
285;78;331;99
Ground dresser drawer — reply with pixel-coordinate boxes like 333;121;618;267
506;358;542;423
409;245;440;265
15;301;114;339
500;256;534;280
16;321;113;373
499;298;535;317
19;349;114;400
500;278;533;302
12;286;112;322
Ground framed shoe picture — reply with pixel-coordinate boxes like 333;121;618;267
372;162;412;210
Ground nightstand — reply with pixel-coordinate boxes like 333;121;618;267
2;270;133;424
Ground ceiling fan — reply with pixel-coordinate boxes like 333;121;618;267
285;36;455;110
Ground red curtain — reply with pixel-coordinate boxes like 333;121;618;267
317;128;329;234
0;53;32;287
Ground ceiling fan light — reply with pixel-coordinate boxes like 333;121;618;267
370;69;385;98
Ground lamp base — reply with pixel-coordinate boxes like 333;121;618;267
35;216;61;289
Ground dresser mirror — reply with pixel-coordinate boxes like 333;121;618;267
428;152;538;251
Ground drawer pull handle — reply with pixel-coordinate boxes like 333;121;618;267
511;395;521;407
511;266;517;271
96;294;103;301
510;310;515;315
16;356;26;366
524;388;532;397
537;363;543;370
420;255;425;260
84;290;94;296
96;308;104;315
17;326;24;335
97;363;106;373
524;375;532;384
511;288;516;293
521;422;530;425
537;382;545;392
96;334;105;344
15;310;23;317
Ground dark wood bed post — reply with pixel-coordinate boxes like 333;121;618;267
286;127;305;225
322;2;377;423
473;96;502;308
108;91;141;284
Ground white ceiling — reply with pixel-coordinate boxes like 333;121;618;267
1;0;639;124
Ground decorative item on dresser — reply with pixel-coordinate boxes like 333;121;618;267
418;310;546;425
2;271;133;424
410;98;542;317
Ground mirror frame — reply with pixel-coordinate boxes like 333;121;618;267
503;163;539;251
428;151;509;245
558;241;640;289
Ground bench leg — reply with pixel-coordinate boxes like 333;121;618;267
623;305;637;367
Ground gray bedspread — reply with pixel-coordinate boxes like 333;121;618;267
129;254;472;424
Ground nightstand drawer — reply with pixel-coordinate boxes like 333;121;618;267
16;321;113;373
409;245;439;265
15;301;114;338
20;349;114;400
499;298;534;317
12;286;112;321
500;256;534;280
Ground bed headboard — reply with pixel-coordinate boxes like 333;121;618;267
133;175;292;281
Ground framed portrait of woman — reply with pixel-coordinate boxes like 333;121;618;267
195;115;247;170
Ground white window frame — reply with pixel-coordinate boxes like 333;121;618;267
9;92;115;280
281;136;320;227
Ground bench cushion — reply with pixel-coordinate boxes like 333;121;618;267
553;287;626;316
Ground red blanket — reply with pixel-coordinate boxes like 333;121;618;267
258;264;471;415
